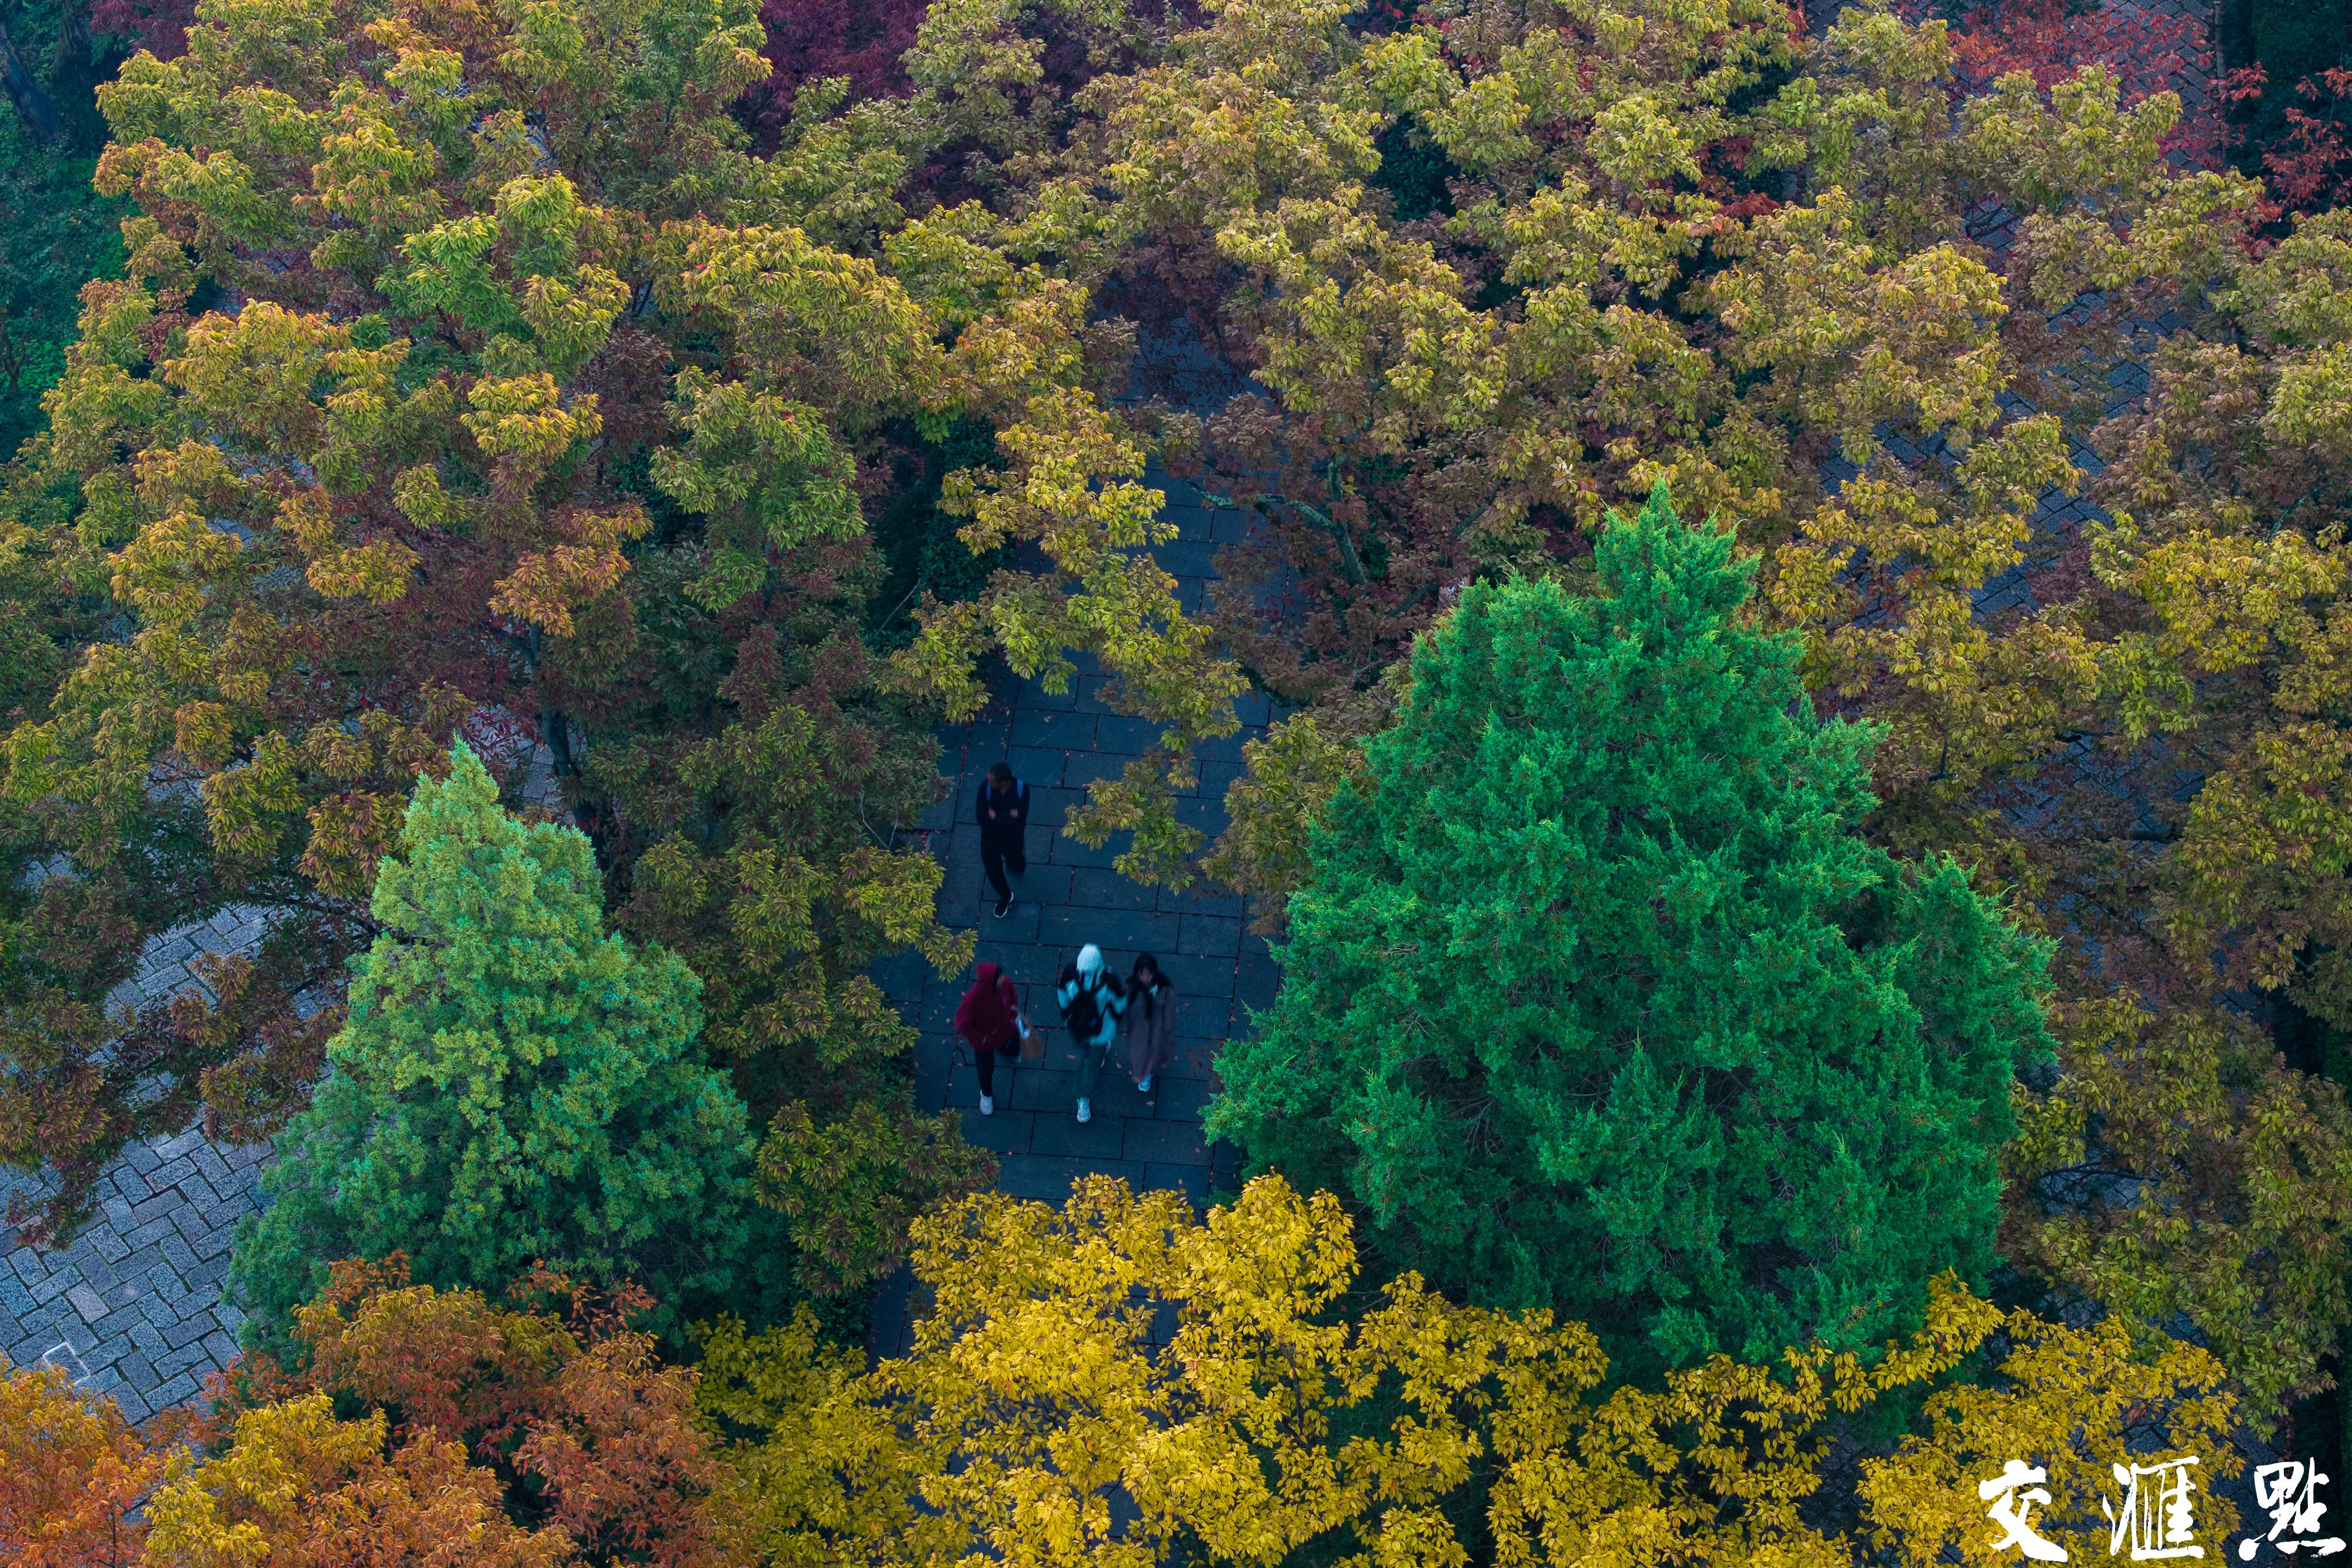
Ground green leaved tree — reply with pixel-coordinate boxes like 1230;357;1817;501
230;743;755;1349
1209;485;2054;1378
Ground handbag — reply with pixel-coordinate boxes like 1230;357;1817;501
1016;1011;1043;1062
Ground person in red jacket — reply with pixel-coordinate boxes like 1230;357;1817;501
953;959;1025;1115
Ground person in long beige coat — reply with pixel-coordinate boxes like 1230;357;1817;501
1126;953;1177;1093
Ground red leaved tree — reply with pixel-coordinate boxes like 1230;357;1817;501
85;0;193;59
745;0;924;143
0;1362;189;1567
207;1256;726;1567
2221;63;2352;219
1910;0;2222;162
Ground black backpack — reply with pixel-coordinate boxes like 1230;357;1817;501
1061;966;1105;1039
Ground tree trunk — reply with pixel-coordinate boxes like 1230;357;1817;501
0;20;64;145
54;0;93;90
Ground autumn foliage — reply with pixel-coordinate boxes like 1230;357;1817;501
0;1361;181;1567
149;1256;724;1567
0;1174;2271;1563
2224;64;2352;219
9;0;2352;1548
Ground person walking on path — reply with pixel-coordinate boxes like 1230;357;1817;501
977;762;1030;919
953;960;1026;1116
1127;953;1175;1095
1057;943;1127;1124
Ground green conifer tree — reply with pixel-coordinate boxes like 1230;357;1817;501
231;744;753;1348
1208;484;2054;1377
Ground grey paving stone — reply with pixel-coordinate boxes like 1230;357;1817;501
1178;915;1242;958
189;1142;234;1189
1177;994;1235;1037
1123;1120;1210;1166
1210;508;1254;544
1060;751;1134;791
1164;1041;1224;1082
1015;866;1075;905
1195;728;1255;764
1015;680;1078;713
998;1155;1147;1203
1031;1112;1129;1162
875;950;931;1004
956;1108;1037;1152
149;1372;199;1409
1005;745;1068;785
154;1339;209;1379
978;942;1064;988
1148;539;1220;579
1010;709;1096;750
917;980;967;1033
1028;787;1090;830
1158;881;1245;918
72;1254;122;1297
1173;795;1231;835
1006;1068;1079;1112
1094;716;1168;754
1237;956;1282;1011
127;1189;178;1228
1155;1078;1215;1123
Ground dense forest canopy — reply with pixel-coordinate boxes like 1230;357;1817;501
2;0;2352;1559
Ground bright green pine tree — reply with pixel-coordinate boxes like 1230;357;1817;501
1207;484;2054;1378
231;743;754;1348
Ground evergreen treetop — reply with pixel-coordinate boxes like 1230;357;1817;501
232;743;754;1348
1210;484;2055;1376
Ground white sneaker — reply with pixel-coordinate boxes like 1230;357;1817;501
978;1094;994;1116
1075;1099;1091;1124
1136;1076;1152;1093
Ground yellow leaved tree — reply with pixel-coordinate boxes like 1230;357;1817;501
699;1174;2243;1568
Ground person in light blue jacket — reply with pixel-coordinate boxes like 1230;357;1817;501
1055;942;1127;1124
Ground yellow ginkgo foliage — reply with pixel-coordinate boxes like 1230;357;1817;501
700;1174;2244;1568
141;1393;565;1568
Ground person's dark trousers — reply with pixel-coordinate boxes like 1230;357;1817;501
981;830;1026;903
973;1044;999;1098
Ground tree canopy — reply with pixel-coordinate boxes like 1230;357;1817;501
232;744;756;1346
6;0;2352;1512
1210;487;2053;1373
19;1176;2247;1568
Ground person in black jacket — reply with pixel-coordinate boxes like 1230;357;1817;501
977;761;1030;918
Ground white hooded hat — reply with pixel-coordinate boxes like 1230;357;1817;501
1076;943;1104;975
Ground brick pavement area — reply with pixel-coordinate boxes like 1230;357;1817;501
0;907;273;1422
866;474;1271;1353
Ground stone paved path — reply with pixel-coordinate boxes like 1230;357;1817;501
866;474;1269;1353
0;908;273;1422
